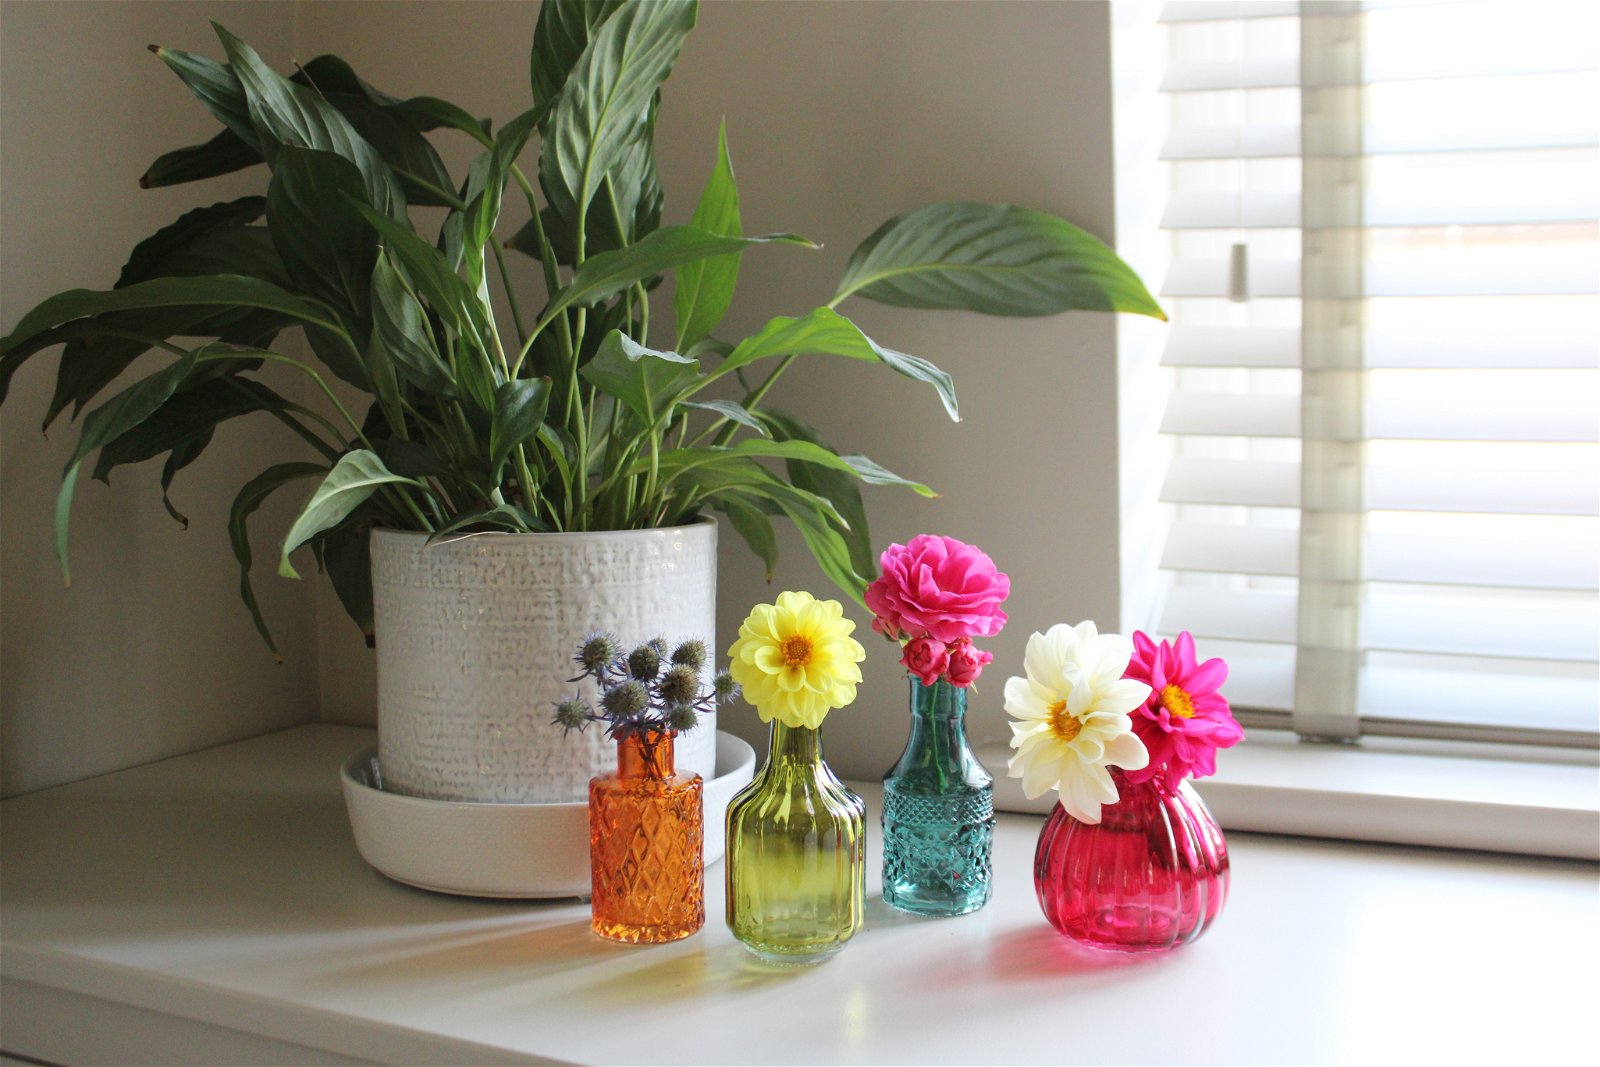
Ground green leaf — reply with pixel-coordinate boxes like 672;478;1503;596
370;252;454;397
267;148;377;329
278;450;423;578
834;201;1166;320
210;22;406;220
537;0;696;226
90;376;289;485
290;55;457;208
320;519;376;646
52;345;256;580
46;307;286;430
229;461;328;657
459;105;547;289
490;377;551;480
675;459;864;600
1;274;343;359
759;409;875;581
150;45;261;150
674;120;742;352
392;97;493;147
141;58;472;196
580;331;699;426
650;439;935;497
350;200;491;347
425;503;545;544
712;495;778;581
544;225;811;324
140;128;262;189
536;422;575;490
719;306;959;420
116;198;267;287
156;430;213;527
682;399;767;437
530;0;629;109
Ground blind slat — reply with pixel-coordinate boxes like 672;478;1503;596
1360;665;1599;734
1161;586;1297;644
1366;595;1599;661
1163;324;1598;370
1165;523;1600;590
1163;391;1599;443
1166;249;1599;299
1160;188;1598;230
1162;458;1600;515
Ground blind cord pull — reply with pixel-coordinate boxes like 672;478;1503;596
1227;241;1250;302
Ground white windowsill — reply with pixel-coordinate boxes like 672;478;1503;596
2;724;1595;1066
982;730;1600;860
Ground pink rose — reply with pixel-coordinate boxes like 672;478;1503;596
865;534;1010;644
945;638;993;688
901;636;950;687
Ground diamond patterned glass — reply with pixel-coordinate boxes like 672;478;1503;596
588;730;705;944
882;677;995;916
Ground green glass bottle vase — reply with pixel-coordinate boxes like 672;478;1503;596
882;677;995;915
725;721;866;964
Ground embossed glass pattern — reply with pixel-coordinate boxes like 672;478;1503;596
1033;769;1229;952
725;723;865;964
588;730;705;944
882;677;995;916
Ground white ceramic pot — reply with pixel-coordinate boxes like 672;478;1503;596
370;519;718;803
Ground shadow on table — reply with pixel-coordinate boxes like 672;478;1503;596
565;940;804;1002
979;925;1163;982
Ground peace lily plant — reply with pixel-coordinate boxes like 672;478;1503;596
0;0;1163;658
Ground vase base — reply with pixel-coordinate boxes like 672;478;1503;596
591;916;703;944
737;941;845;967
882;889;990;917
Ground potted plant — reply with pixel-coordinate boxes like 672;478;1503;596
0;0;1163;803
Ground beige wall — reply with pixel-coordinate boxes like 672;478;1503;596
2;0;1122;791
0;1;316;796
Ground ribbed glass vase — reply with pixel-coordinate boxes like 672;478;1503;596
1033;768;1229;952
588;729;705;944
881;677;995;916
725;722;865;964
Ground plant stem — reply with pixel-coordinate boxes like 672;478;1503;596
711;353;797;447
491;240;529;346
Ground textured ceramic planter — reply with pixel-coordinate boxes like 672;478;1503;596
370;520;718;803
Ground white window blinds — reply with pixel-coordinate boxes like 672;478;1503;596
1146;0;1599;747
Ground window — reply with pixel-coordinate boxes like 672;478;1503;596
1119;0;1599;751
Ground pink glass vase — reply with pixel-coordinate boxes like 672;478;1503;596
1033;769;1229;952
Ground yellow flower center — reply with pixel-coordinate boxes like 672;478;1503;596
781;635;814;668
1047;699;1081;743
1162;684;1196;719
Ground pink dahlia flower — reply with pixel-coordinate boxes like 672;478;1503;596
865;534;1009;644
901;636;950;687
1121;631;1243;784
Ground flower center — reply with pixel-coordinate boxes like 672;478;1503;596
1162;684;1196;719
781;635;814;668
1047;699;1081;743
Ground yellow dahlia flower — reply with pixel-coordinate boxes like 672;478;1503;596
728;591;867;729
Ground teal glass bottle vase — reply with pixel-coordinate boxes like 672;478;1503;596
881;676;996;916
725;722;866;964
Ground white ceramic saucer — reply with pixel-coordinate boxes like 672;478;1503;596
341;730;756;899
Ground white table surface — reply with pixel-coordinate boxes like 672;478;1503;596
2;724;1596;1066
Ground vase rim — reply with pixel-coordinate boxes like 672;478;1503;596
371;515;717;547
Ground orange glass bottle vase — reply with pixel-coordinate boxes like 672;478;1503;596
588;729;705;943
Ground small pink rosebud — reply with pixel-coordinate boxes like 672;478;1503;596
946;638;993;688
901;635;950;687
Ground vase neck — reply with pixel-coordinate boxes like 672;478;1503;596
767;721;824;768
617;729;675;780
908;677;967;720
